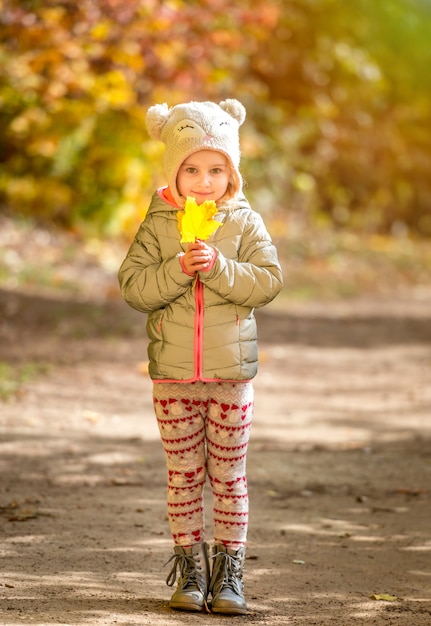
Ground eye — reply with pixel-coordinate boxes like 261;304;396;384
178;124;194;132
219;121;230;126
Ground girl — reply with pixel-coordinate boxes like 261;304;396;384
118;99;282;614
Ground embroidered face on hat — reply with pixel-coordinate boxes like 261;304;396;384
145;99;246;206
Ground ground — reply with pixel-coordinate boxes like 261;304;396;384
1;224;431;625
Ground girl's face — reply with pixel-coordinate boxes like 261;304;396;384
176;150;231;205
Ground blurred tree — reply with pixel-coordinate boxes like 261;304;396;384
0;0;430;237
0;0;274;236
244;0;431;236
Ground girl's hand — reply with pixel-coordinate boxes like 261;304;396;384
182;241;215;274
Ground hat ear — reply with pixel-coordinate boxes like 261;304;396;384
219;99;246;126
146;103;170;140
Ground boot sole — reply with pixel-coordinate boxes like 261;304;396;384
210;606;248;615
170;602;205;612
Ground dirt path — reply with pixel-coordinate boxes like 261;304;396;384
1;287;431;625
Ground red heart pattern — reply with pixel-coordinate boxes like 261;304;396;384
154;389;253;548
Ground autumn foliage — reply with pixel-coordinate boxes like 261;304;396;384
1;0;430;238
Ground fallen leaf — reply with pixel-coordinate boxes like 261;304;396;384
393;488;424;496
370;594;399;602
0;500;19;511
8;509;38;521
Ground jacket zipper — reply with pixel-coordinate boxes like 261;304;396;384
194;277;204;379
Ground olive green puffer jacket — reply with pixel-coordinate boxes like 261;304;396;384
118;190;283;382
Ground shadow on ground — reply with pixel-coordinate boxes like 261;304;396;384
1;286;431;625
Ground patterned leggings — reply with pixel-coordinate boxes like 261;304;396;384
153;381;254;549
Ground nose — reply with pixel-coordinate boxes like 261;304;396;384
198;172;211;187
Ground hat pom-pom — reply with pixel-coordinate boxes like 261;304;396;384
219;99;246;126
146;103;170;140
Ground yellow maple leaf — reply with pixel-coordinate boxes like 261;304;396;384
177;196;222;243
370;594;399;602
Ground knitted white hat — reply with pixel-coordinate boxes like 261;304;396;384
146;99;246;206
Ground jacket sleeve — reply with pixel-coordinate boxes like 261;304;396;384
199;211;283;308
118;217;194;313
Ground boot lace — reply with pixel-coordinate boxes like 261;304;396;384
165;552;205;593
210;551;244;596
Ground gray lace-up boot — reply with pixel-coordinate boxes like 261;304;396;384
209;544;247;615
165;543;210;612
